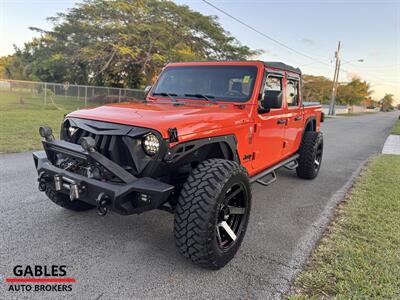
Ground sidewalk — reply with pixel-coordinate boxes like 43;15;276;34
382;135;400;155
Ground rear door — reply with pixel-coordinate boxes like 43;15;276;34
251;70;286;171
282;73;304;156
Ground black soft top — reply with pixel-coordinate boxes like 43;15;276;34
263;61;301;75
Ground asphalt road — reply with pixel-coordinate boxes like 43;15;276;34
0;112;398;299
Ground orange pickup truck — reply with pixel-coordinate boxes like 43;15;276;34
33;61;323;269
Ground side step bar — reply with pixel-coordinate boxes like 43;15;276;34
284;160;299;170
256;170;277;186
250;154;300;186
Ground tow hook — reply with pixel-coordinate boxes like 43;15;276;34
38;171;48;192
96;193;109;216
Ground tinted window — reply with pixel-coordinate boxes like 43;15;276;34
152;66;258;102
265;76;282;91
286;80;299;107
259;76;283;111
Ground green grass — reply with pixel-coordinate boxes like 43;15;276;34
290;155;400;299
0;91;85;153
391;120;400;135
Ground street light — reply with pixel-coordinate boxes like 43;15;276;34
341;59;364;65
329;51;365;115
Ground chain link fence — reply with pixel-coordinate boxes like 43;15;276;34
0;79;145;111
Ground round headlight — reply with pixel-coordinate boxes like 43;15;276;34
142;133;160;156
68;126;78;137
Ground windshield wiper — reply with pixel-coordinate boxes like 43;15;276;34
152;92;178;102
184;93;217;104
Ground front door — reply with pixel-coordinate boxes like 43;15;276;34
252;71;286;172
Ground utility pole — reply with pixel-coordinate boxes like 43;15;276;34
329;41;341;115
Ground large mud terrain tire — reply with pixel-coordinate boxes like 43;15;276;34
45;187;95;211
296;131;323;179
174;159;251;269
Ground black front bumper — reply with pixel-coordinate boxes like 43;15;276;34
33;140;174;215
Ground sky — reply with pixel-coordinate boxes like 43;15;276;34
0;0;399;102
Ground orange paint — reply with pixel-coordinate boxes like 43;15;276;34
68;61;321;177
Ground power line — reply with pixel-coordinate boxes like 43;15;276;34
340;67;399;89
201;0;399;92
344;62;400;83
347;63;400;70
201;0;332;68
300;61;332;68
341;65;400;85
340;57;400;85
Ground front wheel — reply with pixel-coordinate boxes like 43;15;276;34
296;131;323;179
174;159;251;269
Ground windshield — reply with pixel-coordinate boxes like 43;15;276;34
152;65;258;103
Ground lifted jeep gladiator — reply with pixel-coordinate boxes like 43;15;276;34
33;61;323;269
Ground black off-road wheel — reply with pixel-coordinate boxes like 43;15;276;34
45;186;95;211
174;159;251;270
296;131;323;179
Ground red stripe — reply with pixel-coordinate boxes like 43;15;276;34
5;278;76;283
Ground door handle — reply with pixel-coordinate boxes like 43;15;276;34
294;116;302;121
277;119;287;125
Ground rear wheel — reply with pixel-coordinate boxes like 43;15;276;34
45;186;95;211
174;159;251;269
296;131;323;179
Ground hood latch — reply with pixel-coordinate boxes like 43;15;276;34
168;128;179;142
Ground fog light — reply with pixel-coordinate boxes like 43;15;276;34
142;133;160;156
39;126;54;141
139;193;151;204
38;181;46;192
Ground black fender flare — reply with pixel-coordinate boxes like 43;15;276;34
304;117;317;132
300;117;318;145
163;135;239;164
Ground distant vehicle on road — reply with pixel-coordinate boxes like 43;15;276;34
33;61;324;269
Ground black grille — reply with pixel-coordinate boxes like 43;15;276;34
71;128;134;171
63;118;158;176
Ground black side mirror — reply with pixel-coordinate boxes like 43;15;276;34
258;91;282;114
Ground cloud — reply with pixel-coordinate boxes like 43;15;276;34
369;50;381;59
346;71;361;81
262;49;279;57
301;38;317;46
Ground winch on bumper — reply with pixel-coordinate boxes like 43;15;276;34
33;133;174;216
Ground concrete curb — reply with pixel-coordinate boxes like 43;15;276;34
382;135;400;155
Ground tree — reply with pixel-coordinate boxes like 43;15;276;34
0;53;30;80
302;75;332;104
381;94;394;111
0;56;12;78
5;0;258;87
337;78;372;105
302;75;375;106
362;97;379;108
